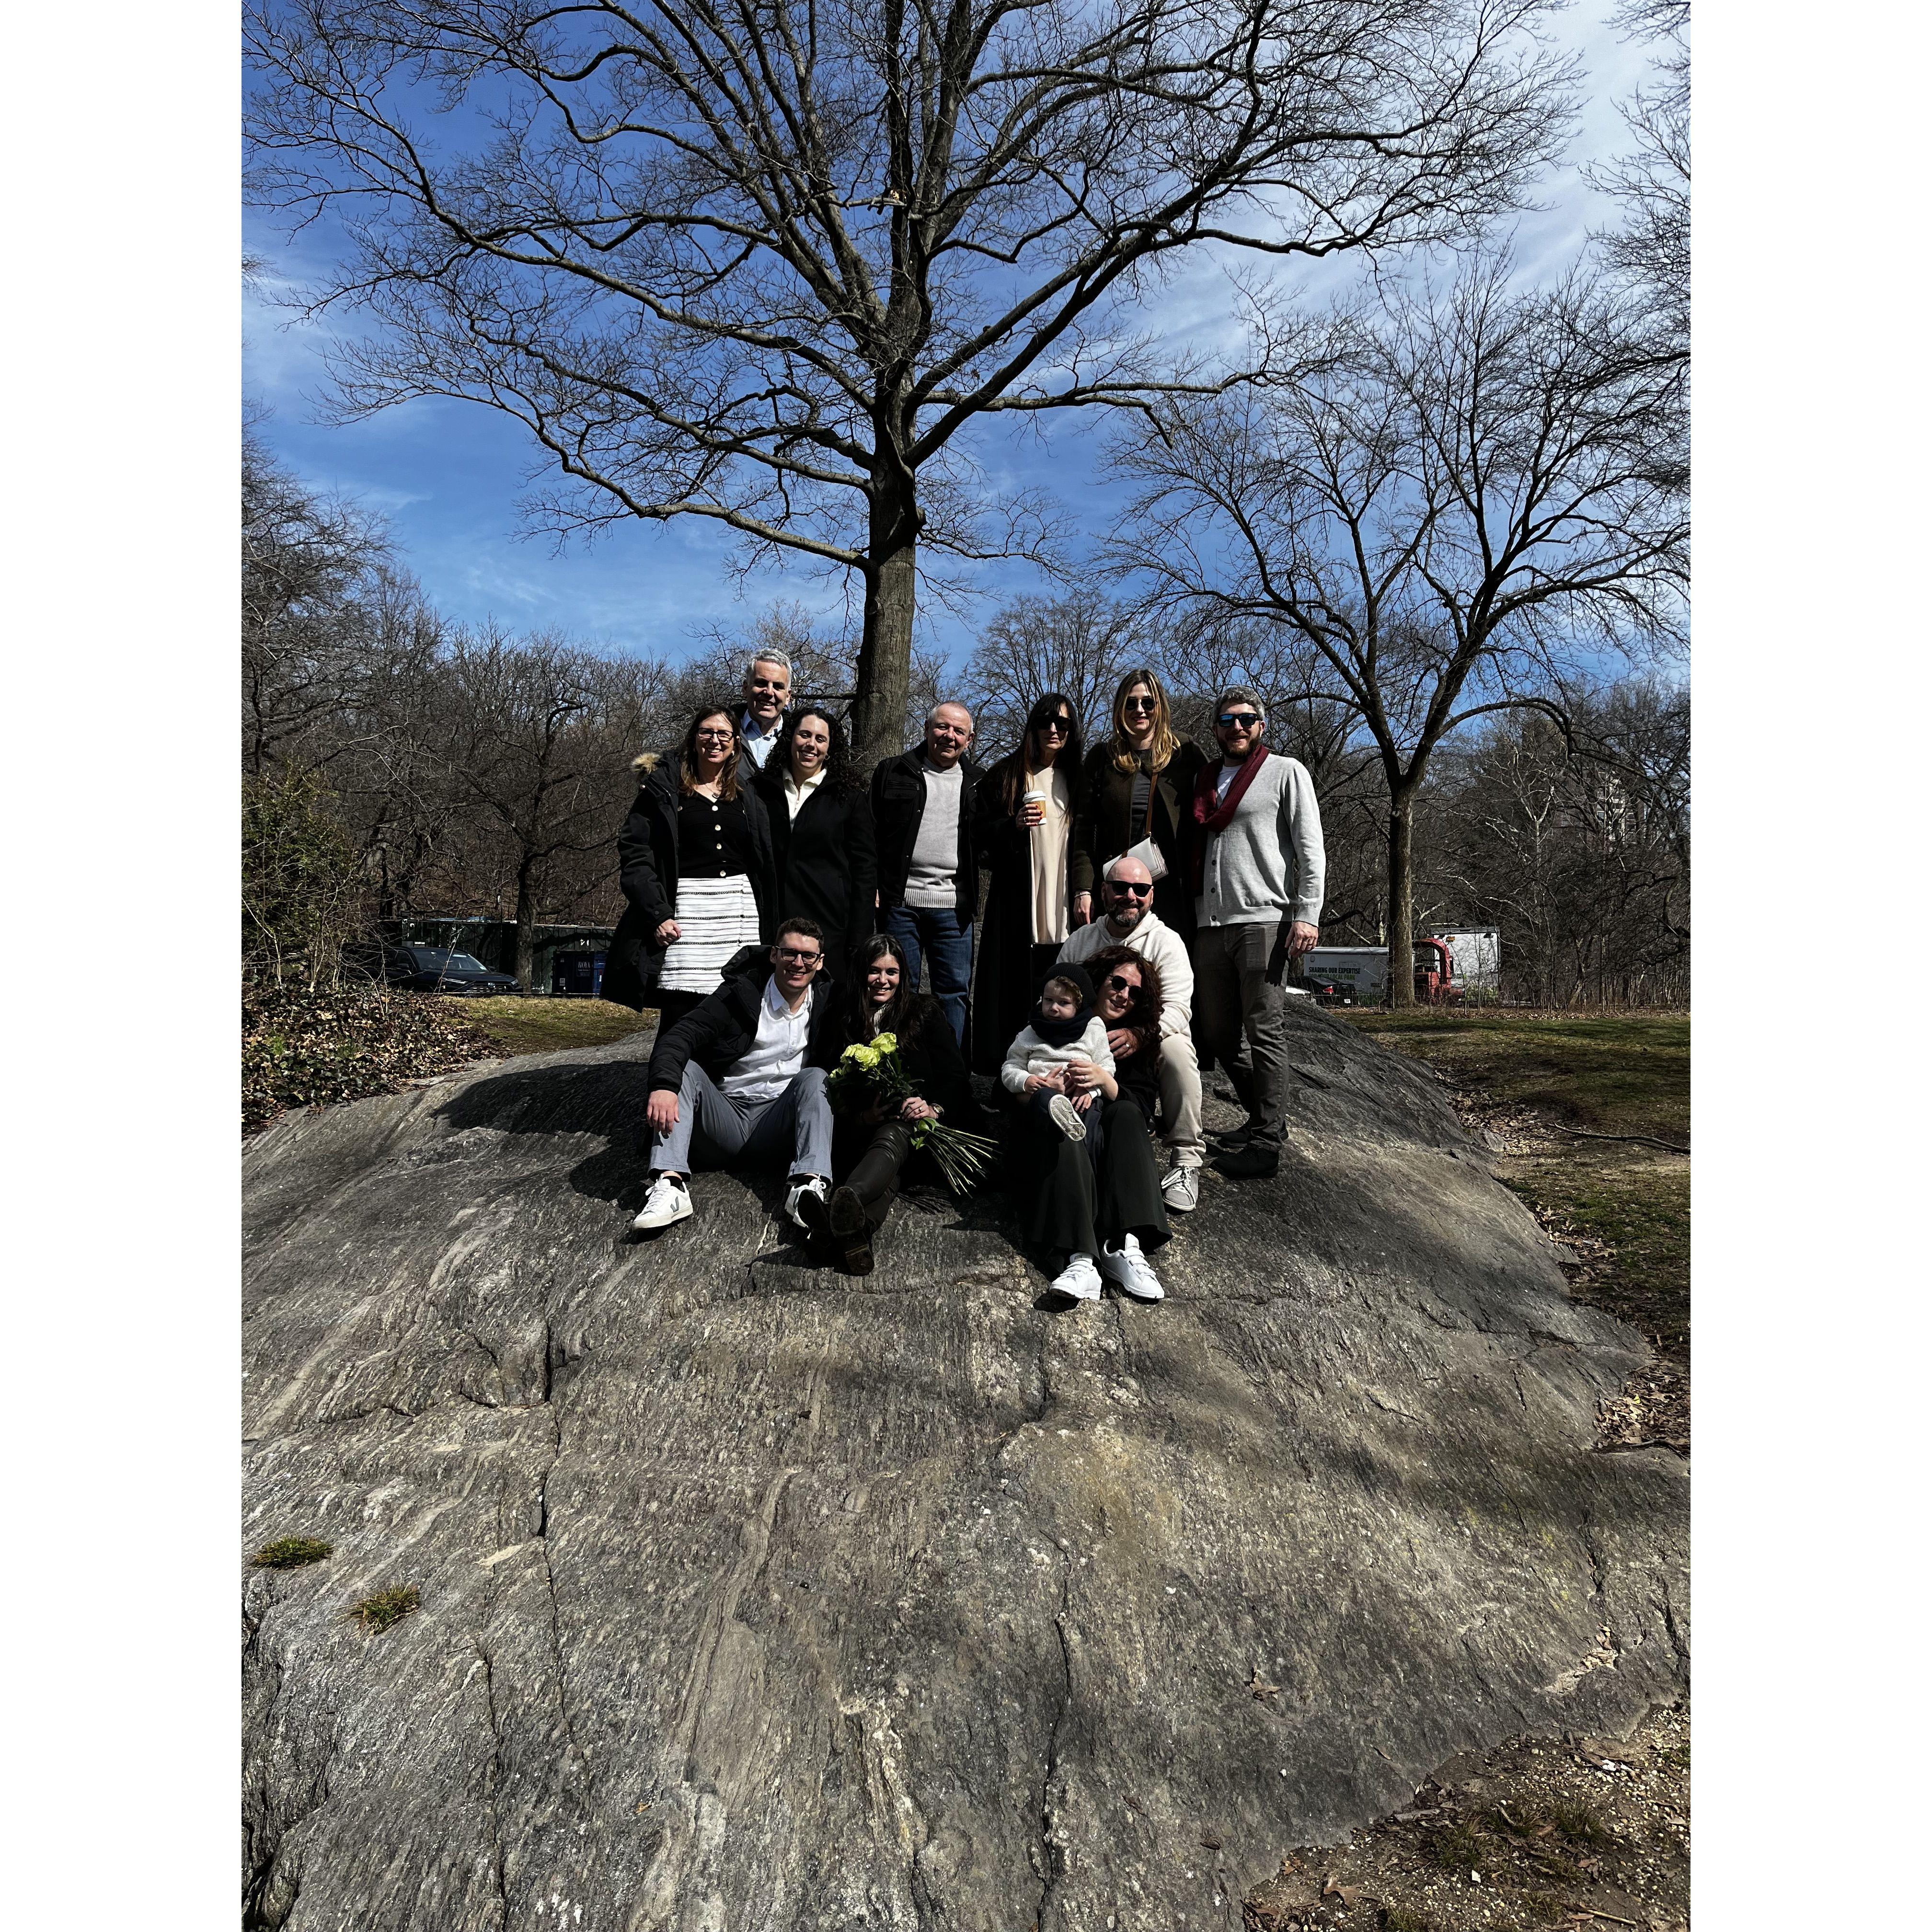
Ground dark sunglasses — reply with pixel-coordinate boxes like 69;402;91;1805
1107;879;1153;897
1037;716;1071;734
1217;711;1262;729
1102;972;1140;994
1122;696;1157;714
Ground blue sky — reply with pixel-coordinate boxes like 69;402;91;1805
243;5;1658;673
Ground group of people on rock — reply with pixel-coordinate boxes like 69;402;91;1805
602;648;1326;1304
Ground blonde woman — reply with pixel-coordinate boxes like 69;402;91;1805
1070;668;1207;942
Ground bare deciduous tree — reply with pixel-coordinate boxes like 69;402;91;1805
246;0;1577;766
1109;256;1688;1002
959;590;1142;755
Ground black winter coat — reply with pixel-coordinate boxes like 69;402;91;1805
751;769;879;970
1070;740;1208;942
870;749;985;919
603;755;779;1012
644;947;843;1095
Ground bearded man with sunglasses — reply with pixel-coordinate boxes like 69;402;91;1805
1054;853;1206;1209
1189;688;1325;1181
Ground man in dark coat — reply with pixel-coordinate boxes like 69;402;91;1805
870;701;981;1048
631;920;840;1234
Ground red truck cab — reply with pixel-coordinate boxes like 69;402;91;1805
1413;937;1460;1004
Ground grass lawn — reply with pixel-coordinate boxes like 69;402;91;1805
1341;1007;1690;1450
446;996;657;1059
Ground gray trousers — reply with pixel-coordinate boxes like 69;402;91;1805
646;1063;833;1179
1193;921;1289;1150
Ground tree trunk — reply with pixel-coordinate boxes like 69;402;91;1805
1385;788;1416;1009
849;481;920;771
514;860;539;994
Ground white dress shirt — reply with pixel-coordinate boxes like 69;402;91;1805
721;976;815;1100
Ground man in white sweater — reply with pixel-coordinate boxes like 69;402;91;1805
1190;687;1325;1180
1055;853;1206;1210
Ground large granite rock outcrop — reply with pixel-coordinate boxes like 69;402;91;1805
242;1002;1687;1931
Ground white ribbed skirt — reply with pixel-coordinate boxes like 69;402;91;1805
658;873;762;992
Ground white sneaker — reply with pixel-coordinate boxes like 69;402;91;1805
1046;1252;1103;1303
1160;1166;1200;1213
784;1174;830;1230
632;1173;691;1232
1099;1232;1165;1302
1048;1093;1086;1141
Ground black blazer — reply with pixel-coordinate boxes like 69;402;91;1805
603;757;778;1011
870;749;984;920
644;948;844;1095
752;769;879;968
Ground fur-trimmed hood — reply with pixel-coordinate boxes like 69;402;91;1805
632;750;662;778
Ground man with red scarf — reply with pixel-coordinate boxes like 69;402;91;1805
1188;687;1325;1180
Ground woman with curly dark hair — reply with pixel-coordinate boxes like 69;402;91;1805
752;704;878;970
604;703;777;1028
1002;940;1171;1306
970;690;1093;1074
799;932;981;1274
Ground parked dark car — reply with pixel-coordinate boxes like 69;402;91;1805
345;943;520;996
1292;970;1347;1006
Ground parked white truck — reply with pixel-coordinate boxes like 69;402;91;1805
1300;929;1501;1004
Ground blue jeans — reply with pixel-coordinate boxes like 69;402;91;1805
883;902;974;1048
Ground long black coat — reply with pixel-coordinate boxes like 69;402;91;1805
751;769;879;971
1069;739;1208;943
603;755;778;1012
968;754;1094;1075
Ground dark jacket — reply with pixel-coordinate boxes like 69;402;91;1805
870;748;984;919
752;767;879;969
603;754;779;1012
968;752;1095;1075
1070;739;1208;941
644;946;843;1095
830;990;983;1129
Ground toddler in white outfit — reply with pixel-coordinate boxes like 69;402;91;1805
1001;966;1115;1141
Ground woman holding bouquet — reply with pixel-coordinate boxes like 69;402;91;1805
804;933;984;1275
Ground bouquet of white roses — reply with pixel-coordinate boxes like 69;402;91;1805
826;1032;998;1193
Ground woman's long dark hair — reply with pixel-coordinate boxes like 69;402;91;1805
995;690;1085;813
677;703;743;800
770;704;858;792
1087;943;1165;1058
842;932;920;1041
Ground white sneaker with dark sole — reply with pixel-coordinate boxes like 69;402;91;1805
1048;1093;1087;1141
1160;1166;1200;1213
1098;1233;1165;1302
784;1175;830;1231
1046;1252;1103;1303
632;1174;692;1232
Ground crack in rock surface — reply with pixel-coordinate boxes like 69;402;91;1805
242;1013;1687;1931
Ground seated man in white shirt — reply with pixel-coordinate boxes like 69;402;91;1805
632;918;837;1232
1054;853;1207;1211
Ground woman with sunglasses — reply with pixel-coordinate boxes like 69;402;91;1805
968;691;1092;1075
1006;942;1171;1304
1070;668;1207;943
603;703;778;1031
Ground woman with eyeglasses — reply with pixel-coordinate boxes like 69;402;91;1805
968;691;1092;1076
1070;668;1207;943
1005;941;1171;1304
603;704;778;1031
752;704;878;971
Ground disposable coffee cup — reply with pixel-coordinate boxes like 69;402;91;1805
1022;788;1046;823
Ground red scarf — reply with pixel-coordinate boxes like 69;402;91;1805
1189;746;1271;894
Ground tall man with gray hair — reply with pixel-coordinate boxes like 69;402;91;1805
1189;687;1324;1180
738;650;793;770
